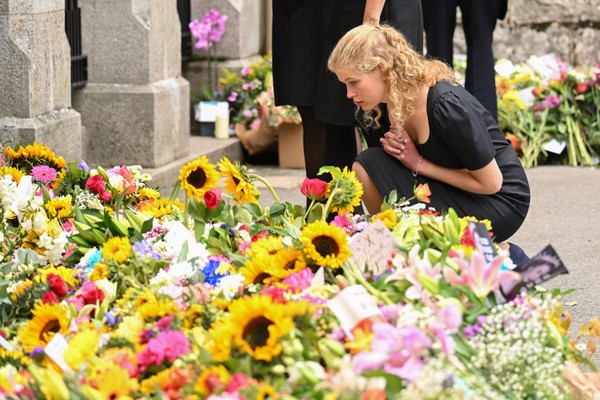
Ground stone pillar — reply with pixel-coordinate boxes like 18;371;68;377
0;0;83;162
73;0;190;168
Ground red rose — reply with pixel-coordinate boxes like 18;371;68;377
99;190;112;202
203;189;222;209
41;291;59;304
81;282;105;305
300;178;328;201
575;82;588;94
86;175;107;194
47;273;69;297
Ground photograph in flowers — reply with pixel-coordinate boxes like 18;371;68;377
1;142;600;399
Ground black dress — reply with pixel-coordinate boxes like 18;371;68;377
272;0;423;123
355;81;530;242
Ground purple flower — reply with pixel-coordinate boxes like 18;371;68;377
31;165;57;183
78;160;90;172
133;240;162;260
189;9;228;50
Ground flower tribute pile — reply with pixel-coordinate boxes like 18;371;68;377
0;142;599;399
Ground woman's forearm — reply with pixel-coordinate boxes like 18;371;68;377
363;0;386;25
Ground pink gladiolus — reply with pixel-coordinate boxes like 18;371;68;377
300;178;328;201
444;251;520;298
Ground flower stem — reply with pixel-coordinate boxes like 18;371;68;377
346;260;395;306
249;174;281;204
322;188;343;221
303;198;317;223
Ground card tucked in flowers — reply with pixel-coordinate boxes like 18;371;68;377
348;219;401;274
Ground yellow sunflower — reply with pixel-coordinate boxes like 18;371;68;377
273;247;307;275
299;220;351;269
10;279;33;302
138;197;184;219
220;295;295;362
326;166;363;214
257;384;279;400
134;288;180;320
102;236;132;263
239;258;287;285
179;156;220;200
5;141;66;171
18;303;71;353
138;187;160;200
45;195;73;219
0;166;24;183
218;157;260;205
246;236;284;258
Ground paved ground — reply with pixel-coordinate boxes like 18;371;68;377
248;162;600;364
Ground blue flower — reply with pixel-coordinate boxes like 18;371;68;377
202;259;229;286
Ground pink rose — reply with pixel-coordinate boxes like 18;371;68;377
119;166;137;195
300;178;328;201
203;189;222;209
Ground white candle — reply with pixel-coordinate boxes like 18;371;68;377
214;112;230;139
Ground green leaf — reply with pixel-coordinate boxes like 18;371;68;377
169;180;181;202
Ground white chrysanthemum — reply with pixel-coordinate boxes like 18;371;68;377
215;274;245;300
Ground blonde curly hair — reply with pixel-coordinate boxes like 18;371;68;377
328;24;455;129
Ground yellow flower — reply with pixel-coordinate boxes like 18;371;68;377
210;296;309;362
90;262;109;281
372;208;398;230
194;365;231;396
138;187;160;200
18;303;71;353
218;157;260;205
102;236;132;263
63;329;101;370
134;288;180;320
240;258;286;285
179;156;220;200
113;314;144;349
88;362;139;398
10;279;33;302
274;247;307;275
138;197;184;219
0;166;24;183
499;89;526;112
257;384;279;400
45;195;73;219
5;141;66;171
326;166;363;214
299;220;351;269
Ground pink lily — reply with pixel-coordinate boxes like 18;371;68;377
444;251;520;298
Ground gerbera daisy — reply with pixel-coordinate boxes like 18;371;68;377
17;302;71;353
44;195;73;219
299;220;351;269
31;165;58;183
102;236;132;263
218;157;260;205
178;156;220;200
326;166;363;214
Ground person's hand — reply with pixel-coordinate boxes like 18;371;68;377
380;127;422;172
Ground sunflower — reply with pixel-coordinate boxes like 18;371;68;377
179;156;220;200
299;220;351;269
134;288;180;320
273;247;307;275
246;236;284;258
138;187;160;200
102;236;132;263
44;195;73;219
34;265;80;289
10;279;33;302
5;142;66;172
0;166;24;183
239;258;287;285
257;384;279;400
138;197;184;219
326;166;363;214
18;302;71;353
221;295;296;361
218;157;260;205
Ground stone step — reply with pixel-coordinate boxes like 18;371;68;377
142;135;244;195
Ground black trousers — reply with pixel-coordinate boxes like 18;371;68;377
422;0;507;121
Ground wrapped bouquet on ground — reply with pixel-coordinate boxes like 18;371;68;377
0;142;599;399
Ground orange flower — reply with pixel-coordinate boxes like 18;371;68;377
414;183;431;204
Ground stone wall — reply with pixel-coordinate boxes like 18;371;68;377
452;0;600;67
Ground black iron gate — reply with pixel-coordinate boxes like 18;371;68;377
65;0;88;88
177;0;192;61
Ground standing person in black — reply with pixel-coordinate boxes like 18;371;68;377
421;0;507;121
272;0;423;185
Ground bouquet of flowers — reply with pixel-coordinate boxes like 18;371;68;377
494;55;600;167
0;142;599;399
